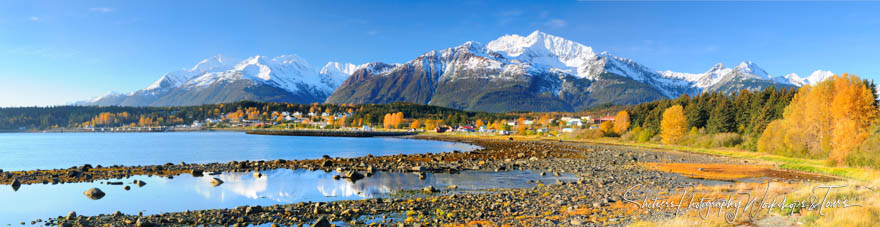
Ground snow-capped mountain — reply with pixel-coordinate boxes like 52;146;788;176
80;55;357;106
328;30;803;112
779;70;834;86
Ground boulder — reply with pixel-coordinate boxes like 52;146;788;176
191;169;204;177
342;171;365;181
422;186;437;193
83;188;106;200
66;211;76;219
210;178;224;187
312;216;330;227
253;172;262;178
133;180;146;187
10;178;21;191
245;205;262;215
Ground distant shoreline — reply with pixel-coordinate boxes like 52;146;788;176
246;129;417;137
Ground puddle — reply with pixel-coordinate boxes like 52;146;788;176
0;169;575;225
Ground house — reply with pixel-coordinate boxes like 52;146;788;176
362;125;372;131
537;128;549;133
561;128;575;133
563;118;583;127
293;112;303;117
523;120;534;125
457;126;475;132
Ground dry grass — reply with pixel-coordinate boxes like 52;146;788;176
639;162;775;180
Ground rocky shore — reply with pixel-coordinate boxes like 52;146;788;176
3;135;834;226
246;129;417;137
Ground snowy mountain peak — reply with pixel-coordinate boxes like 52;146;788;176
733;61;771;80
806;70;834;84
191;55;226;71
321;62;358;75
487;30;598;79
708;63;725;72
145;55;233;91
320;62;359;88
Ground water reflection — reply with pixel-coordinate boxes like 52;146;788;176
0;169;575;225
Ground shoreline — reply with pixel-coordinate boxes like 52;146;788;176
246;129;417;137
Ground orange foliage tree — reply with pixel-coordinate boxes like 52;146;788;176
758;74;877;165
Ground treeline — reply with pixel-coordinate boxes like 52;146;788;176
627;86;798;149
0;101;511;130
628;74;880;168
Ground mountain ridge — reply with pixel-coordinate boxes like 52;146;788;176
81;30;833;112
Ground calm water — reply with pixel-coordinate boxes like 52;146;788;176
0;132;479;171
0;169;576;224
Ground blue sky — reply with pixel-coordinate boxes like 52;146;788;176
1;1;879;107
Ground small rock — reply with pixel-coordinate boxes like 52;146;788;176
210;178;224;187
253;172;262;178
83;188;105;200
123;185;131;191
447;185;458;190
66;211;76;219
191;169;204;177
412;166;426;172
133;180;146;187
423;185;437;193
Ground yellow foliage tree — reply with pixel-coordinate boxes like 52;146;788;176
758;74;877;165
614;111;630;134
660;105;687;144
599;121;614;136
424;119;435;130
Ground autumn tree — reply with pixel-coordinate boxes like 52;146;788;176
599;121;615;136
475;119;485;129
516;117;527;134
614;111;630;134
660;105;687;144
424;119;436;130
410;120;421;129
758;74;877;165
